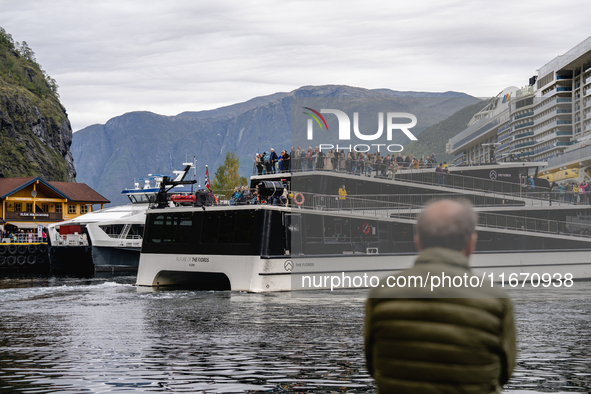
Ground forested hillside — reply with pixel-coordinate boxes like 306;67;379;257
0;27;75;181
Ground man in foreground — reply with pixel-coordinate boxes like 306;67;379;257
365;199;516;393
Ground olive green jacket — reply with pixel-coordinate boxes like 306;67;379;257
365;247;516;394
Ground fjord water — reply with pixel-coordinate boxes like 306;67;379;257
0;274;589;393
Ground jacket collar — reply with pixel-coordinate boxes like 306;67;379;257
414;247;471;270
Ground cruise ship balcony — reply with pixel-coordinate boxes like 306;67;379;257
498;141;511;151
535;97;572;114
514;121;534;130
510;141;536;151
497;133;511;143
542;87;572;98
534;110;572;126
532;142;571;156
533;121;572;137
513;131;534;140
512;111;534;121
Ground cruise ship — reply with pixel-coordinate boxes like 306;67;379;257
135;163;591;291
447;36;591;185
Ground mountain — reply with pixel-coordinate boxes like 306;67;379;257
0;27;75;181
402;99;492;163
72;85;481;206
177;92;289;119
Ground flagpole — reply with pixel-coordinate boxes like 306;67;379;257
205;165;212;195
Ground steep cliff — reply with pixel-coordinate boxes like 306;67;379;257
0;27;75;181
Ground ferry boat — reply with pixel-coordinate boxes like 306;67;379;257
135;162;591;291
48;164;195;273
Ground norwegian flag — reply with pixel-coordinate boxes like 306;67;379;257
205;165;211;192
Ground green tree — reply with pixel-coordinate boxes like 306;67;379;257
16;40;36;62
211;151;247;198
0;27;59;99
0;27;15;49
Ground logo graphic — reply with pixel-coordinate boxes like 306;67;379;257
304;108;418;142
489;170;498;180
284;260;293;272
303;107;329;134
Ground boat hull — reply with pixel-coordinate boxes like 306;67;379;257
136;250;591;292
48;245;94;275
92;246;140;272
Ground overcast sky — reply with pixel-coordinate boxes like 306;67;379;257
1;0;589;131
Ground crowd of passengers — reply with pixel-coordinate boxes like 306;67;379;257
254;146;439;178
551;181;590;204
229;184;289;206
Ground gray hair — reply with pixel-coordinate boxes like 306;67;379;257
415;199;478;251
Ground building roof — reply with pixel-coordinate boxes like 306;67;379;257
0;176;109;204
49;181;110;203
0;177;39;198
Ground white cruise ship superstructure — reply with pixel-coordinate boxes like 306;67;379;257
447;36;591;185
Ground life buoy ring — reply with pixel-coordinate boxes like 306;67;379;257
294;192;305;206
362;222;371;234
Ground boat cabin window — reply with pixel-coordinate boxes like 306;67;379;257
146;210;257;245
147;212;193;244
201;211;255;244
100;224;125;236
127;193;156;204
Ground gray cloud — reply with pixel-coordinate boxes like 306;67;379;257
1;0;588;131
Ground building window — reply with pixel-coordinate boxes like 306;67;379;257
68;204;76;214
42;203;49;212
15;203;22;212
55;204;62;213
26;203;33;212
80;205;89;214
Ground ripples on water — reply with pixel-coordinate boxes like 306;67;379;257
0;274;589;393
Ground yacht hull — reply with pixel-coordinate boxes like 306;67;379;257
92;246;140;272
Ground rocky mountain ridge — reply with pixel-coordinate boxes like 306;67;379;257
72;85;480;206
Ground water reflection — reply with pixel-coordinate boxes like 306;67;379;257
506;285;591;392
0;275;589;393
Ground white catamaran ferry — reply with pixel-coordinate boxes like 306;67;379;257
136;162;591;291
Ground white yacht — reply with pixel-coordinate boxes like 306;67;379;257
48;164;195;273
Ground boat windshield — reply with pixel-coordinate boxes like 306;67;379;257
127;193;156;204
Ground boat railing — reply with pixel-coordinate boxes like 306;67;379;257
1;234;46;243
12;234;45;243
107;234;143;240
202;185;584;210
56;234;89;247
291;191;578;213
389;209;591;239
252;162;562;202
291;191;591;239
392;171;557;199
253;157;440;175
